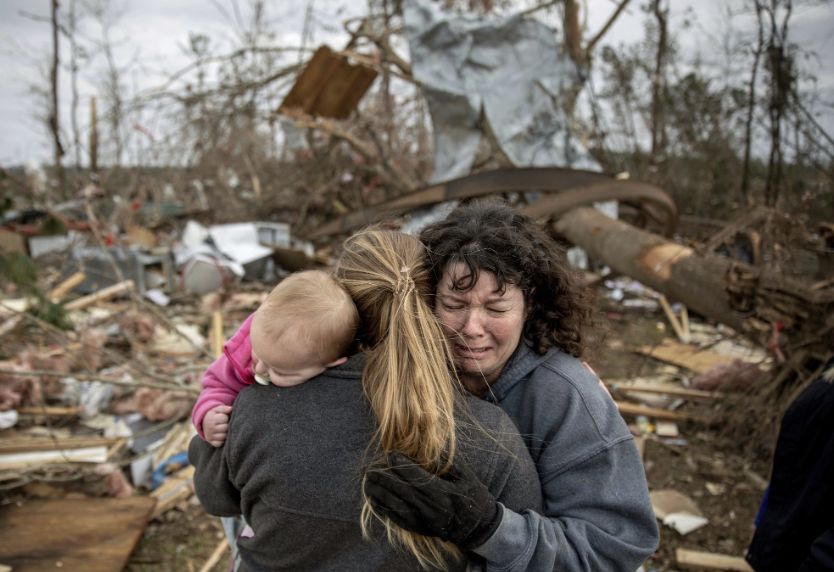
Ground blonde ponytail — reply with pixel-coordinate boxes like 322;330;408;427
335;229;462;570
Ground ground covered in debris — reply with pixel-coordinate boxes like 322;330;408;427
118;293;772;572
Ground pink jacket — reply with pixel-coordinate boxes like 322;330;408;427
191;313;257;439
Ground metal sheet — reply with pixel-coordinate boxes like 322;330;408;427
404;0;601;182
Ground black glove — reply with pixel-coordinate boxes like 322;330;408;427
363;451;502;550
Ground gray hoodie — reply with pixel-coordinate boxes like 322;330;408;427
472;342;659;571
188;353;543;572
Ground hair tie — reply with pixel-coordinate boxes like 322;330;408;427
395;265;415;297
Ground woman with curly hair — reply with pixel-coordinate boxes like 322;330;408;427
365;201;659;571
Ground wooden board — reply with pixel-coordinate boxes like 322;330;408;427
279;45;377;120
0;496;156;571
151;464;195;520
607;381;721;401
0;435;118;454
638;339;738;374
676;548;753;571
615;400;710;424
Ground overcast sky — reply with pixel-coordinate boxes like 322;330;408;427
1;0;832;167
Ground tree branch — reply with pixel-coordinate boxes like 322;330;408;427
586;0;632;56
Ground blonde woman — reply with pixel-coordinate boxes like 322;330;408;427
188;229;542;571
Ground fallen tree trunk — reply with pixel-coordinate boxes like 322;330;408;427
551;206;834;364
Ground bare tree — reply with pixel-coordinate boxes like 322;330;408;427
649;0;669;165
740;0;765;209
762;0;795;207
66;0;83;170
49;0;65;188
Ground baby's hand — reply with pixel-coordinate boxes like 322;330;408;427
204;405;233;447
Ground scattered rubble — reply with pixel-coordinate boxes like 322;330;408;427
1;176;830;570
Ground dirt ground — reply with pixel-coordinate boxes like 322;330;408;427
121;295;773;572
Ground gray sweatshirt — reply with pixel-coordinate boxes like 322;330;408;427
472;342;660;571
188;353;543;572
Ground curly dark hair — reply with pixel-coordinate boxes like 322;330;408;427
420;201;595;358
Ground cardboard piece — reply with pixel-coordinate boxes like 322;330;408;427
651;489;709;536
0;496;156;571
650;489;704;519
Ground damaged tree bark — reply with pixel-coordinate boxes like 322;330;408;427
552;207;834;362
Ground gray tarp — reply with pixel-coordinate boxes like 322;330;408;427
404;0;601;182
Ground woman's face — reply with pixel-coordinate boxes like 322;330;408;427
435;263;526;395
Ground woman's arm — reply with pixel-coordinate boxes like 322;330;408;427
187;434;241;516
472;438;658;571
474;353;659;571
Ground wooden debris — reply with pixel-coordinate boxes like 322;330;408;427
676;548;753;571
64;279;135;311
198;538;229;572
0;446;110;470
744;468;769;491
638;339;739;375
279;45;378;120
16;405;82;417
0;497;156;571
151;464;195;520
48;271;86;301
615;401;710;424
608;380;722;401
211;311;224;359
0;366;200;394
656;421;680;437
0;435;118;455
152;422;194;467
659;295;690;343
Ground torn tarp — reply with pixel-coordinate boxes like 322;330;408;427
404;0;601;182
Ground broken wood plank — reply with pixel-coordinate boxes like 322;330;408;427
659;295;690;343
637;339;739;374
608;381;722;401
64;279;134;311
676;548;753;571
0;367;200;394
151;464;195;519
198;538;229;572
615;400;710;424
279;45;378;120
152;422;194;467
16;405;83;417
48;271;86;301
0;496;156;572
211;311;224;359
0;446;109;470
0;435;118;455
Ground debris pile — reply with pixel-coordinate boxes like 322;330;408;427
0;203;321;570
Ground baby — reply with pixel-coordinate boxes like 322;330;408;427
192;270;359;447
